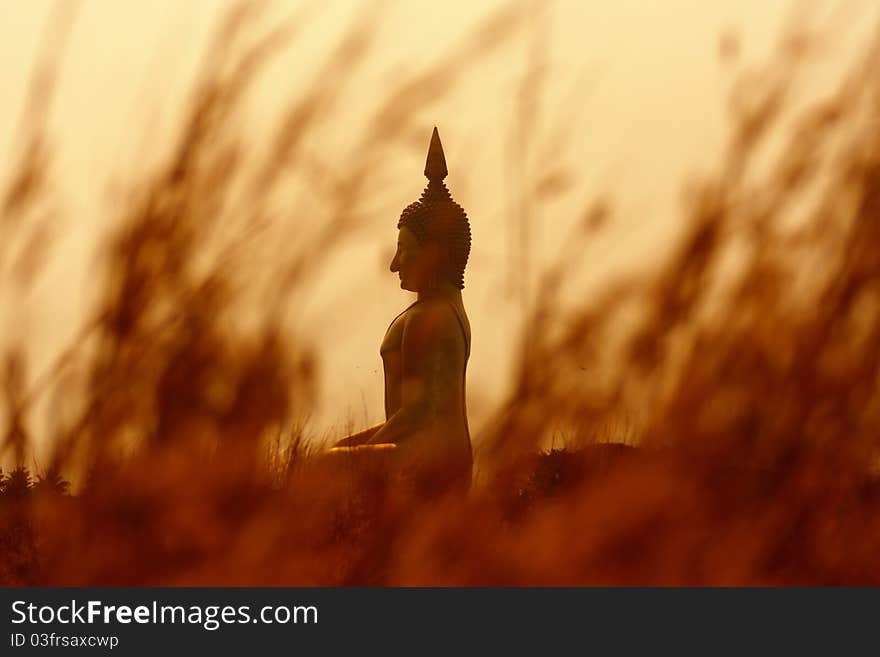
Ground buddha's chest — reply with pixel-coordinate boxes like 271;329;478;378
380;310;409;418
380;311;408;359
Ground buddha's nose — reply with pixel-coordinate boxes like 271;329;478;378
390;252;399;272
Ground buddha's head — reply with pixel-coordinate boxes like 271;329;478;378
391;127;471;293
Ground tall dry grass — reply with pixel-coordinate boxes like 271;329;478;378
1;3;879;585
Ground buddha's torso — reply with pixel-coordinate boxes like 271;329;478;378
380;297;472;479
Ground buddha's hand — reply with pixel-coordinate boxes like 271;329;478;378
331;435;361;448
332;423;384;448
327;443;397;454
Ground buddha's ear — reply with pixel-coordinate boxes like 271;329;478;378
425;242;444;267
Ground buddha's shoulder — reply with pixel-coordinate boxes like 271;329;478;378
406;298;459;323
404;299;468;341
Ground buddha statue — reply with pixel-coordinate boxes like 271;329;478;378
329;127;473;494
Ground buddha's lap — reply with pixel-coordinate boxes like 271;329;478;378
321;441;471;489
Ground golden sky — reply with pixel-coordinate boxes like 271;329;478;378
1;0;877;452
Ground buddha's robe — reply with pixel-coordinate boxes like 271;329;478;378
379;297;472;491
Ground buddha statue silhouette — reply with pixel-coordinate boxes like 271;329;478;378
329;127;473;494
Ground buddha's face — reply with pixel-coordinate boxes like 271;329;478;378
390;226;441;292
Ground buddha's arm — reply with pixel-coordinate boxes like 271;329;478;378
367;304;452;445
366;388;431;445
332;423;384;447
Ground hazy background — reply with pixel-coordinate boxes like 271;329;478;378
1;0;877;454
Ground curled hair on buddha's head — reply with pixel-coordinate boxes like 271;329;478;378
397;127;472;290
